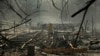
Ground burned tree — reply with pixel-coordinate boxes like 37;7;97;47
71;0;96;47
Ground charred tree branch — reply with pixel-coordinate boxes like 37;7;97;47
71;0;96;17
0;19;31;32
15;0;28;15
51;0;61;11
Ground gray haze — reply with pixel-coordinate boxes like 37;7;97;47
0;0;100;30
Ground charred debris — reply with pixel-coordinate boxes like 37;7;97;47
0;0;100;56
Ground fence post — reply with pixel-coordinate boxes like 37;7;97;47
27;45;35;56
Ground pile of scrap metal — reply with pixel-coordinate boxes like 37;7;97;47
89;40;100;50
0;19;32;56
40;39;87;55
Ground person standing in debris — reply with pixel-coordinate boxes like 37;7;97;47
47;23;53;37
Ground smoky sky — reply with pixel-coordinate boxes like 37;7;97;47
0;0;100;30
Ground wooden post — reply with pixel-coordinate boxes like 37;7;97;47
27;45;35;56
